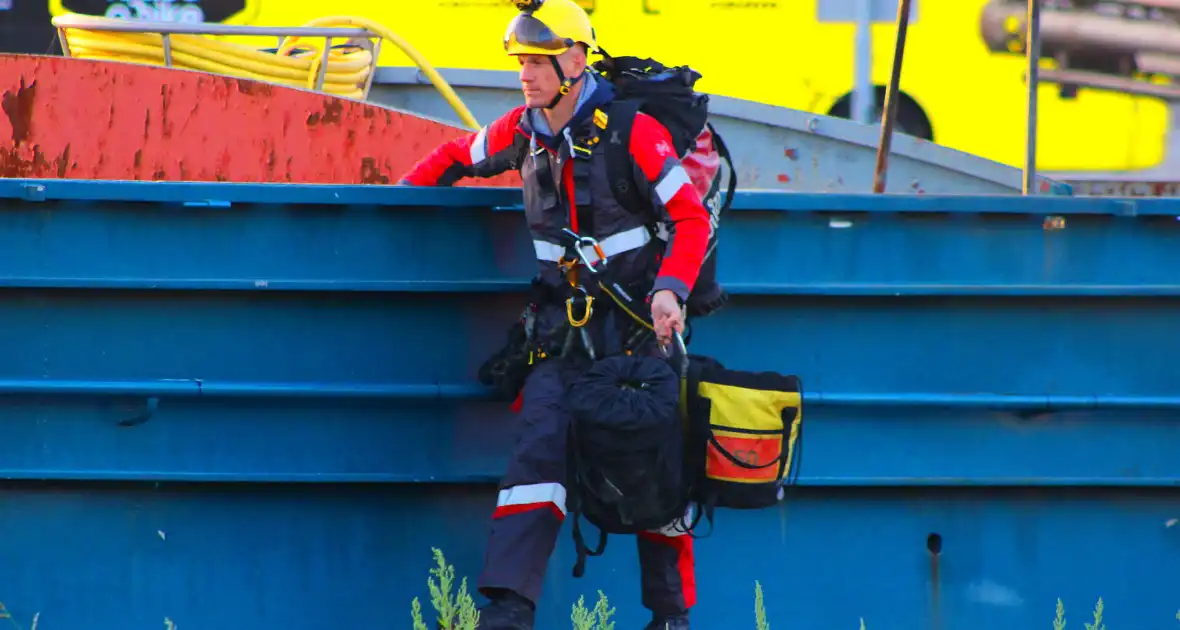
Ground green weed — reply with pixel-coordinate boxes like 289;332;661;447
0;603;37;630
406;549;775;630
411;548;480;630
409;549;1177;630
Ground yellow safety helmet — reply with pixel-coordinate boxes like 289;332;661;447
504;0;598;56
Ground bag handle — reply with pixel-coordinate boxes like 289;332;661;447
708;434;783;471
665;330;789;472
660;331;690;426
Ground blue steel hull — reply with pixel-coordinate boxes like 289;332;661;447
0;179;1178;629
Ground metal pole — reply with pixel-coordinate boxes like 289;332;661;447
871;0;912;193
853;0;874;125
1022;0;1042;195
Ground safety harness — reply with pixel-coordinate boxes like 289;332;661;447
524;105;667;366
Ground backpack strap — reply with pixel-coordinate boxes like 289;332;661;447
707;121;737;214
605;106;737;220
570;510;608;578
603;100;646;217
567;413;609;578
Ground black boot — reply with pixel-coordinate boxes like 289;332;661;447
470;589;535;630
642;612;691;630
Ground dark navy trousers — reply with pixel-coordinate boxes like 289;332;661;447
476;359;697;615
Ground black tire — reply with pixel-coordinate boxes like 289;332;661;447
828;88;934;142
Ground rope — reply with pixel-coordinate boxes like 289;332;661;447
53;13;481;130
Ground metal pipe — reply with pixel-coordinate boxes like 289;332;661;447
1023;0;1042;196
1038;67;1180;100
360;37;383;100
162;33;173;68
315;37;332;91
1137;53;1180;77
51;14;375;39
980;3;1180;59
872;0;913;193
56;27;72;57
853;0;875;125
1119;0;1180;9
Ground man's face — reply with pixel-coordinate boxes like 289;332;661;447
518;54;558;108
517;48;582;108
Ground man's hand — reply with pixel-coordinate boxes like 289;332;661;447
650;289;685;346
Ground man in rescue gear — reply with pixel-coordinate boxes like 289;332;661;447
397;1;712;628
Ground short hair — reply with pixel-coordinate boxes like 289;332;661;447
563;42;588;68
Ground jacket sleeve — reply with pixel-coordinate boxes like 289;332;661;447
627;112;712;304
398;105;529;186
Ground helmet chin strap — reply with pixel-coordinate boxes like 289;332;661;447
544;56;584;110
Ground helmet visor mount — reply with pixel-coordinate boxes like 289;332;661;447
504;13;575;54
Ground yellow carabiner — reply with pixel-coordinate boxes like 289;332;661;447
567;295;594;327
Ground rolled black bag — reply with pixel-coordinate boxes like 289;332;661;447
563;354;691;577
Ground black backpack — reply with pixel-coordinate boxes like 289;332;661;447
591;52;737;318
563;354;692;577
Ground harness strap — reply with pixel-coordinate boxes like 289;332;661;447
603;99;645;215
533;225;652;266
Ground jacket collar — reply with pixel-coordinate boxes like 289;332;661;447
521;71;615;150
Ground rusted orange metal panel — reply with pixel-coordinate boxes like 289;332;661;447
0;54;520;187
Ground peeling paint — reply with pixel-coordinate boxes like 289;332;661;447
0;55;520;187
359;157;390;184
1;77;36;145
307;99;344;127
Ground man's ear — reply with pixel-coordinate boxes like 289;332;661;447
570;45;588;74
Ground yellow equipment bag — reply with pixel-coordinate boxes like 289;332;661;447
672;340;803;517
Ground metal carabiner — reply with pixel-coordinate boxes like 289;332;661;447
560;228;608;274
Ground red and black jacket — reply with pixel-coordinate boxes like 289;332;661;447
399;72;711;344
